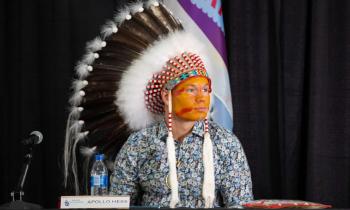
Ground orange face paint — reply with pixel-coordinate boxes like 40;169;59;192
172;77;211;121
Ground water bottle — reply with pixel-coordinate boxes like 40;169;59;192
90;154;108;195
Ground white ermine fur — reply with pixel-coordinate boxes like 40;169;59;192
202;132;215;208
167;132;179;208
166;92;179;208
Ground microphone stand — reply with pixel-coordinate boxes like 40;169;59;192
1;145;42;209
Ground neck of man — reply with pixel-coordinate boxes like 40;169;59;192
172;116;196;142
165;110;195;142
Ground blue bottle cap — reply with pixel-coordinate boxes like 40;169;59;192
95;154;104;161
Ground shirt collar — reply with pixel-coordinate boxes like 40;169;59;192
157;118;205;141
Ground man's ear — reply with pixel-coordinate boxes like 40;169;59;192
161;89;169;106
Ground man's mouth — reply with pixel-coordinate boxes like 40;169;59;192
194;107;208;112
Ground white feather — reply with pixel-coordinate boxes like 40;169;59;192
69;91;84;106
80;146;97;157
86;37;105;52
64;117;88;191
63;113;73;187
73;80;88;92
116;31;209;130
82;52;97;65
71;131;89;195
70;106;84;119
76;131;89;141
75;67;89;78
113;6;131;25
75;62;90;79
129;1;144;14
101;21;118;39
162;3;174;15
145;0;159;8
70;106;83;114
69;120;84;134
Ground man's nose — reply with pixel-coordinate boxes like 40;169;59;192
195;92;206;102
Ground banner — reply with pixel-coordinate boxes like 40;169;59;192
165;0;233;130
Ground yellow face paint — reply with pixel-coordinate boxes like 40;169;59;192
172;77;211;121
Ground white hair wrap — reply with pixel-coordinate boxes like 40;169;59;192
166;91;180;208
202;130;215;208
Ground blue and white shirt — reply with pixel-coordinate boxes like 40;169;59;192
110;120;253;207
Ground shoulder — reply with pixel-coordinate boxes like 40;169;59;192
117;122;161;159
208;120;238;142
123;122;161;147
208;121;234;137
126;123;159;144
207;120;243;150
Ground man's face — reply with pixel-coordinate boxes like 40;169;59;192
172;76;211;121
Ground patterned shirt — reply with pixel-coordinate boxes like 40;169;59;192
110;120;253;207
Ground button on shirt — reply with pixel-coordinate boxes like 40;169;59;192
110;120;253;207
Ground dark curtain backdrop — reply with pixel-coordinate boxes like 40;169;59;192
223;0;350;208
0;0;126;207
0;0;349;208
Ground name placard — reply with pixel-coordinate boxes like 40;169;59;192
60;195;130;209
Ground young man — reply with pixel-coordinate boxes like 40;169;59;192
110;53;253;208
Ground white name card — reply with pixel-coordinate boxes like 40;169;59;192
60;195;130;209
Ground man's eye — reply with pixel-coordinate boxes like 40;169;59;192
203;87;209;92
186;88;195;93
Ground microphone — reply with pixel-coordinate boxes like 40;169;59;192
21;131;43;145
0;130;44;209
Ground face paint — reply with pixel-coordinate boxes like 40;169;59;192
172;76;211;121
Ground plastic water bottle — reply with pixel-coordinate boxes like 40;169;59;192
90;154;108;195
